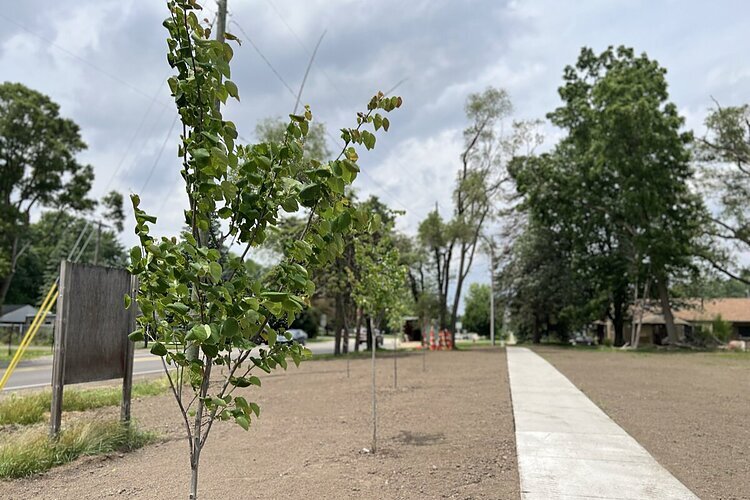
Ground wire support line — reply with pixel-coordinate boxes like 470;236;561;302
104;79;168;192
139;113;180;194
229;19;297;100
0;13;172;109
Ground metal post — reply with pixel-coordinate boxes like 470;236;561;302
93;221;102;266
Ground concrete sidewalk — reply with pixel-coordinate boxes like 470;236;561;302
507;347;697;500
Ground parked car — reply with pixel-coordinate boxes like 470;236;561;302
355;327;383;348
277;328;308;346
257;328;307;345
569;333;594;346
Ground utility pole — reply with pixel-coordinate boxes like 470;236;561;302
93;221;102;266
189;0;227;366
215;0;227;44
481;234;496;346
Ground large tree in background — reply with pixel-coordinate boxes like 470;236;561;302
698;103;750;283
0;82;97;308
461;283;492;336
418;87;531;341
5;211;127;305
514;46;704;345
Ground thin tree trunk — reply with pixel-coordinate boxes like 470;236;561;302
370;316;377;453
613;300;625;347
532;315;541;344
393;328;398;388
354;308;362;352
366;314;373;351
189;358;213;500
658;275;678;345
630;278;639;347
0;273;14;312
634;279;650;350
342;305;350;354
334;295;343;356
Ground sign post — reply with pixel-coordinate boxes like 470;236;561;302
50;261;136;437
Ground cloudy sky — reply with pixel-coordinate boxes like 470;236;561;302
2;0;748;308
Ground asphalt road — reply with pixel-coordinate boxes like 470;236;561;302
1;338;367;392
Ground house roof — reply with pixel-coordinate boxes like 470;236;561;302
673;298;750;323
638;313;691;326
0;304;38;324
1;304;24;315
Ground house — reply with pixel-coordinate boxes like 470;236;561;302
0;304;39;329
596;297;750;345
675;298;750;339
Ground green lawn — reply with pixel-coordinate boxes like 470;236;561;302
0;346;51;368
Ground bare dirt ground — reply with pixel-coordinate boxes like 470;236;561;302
536;346;750;500
0;348;519;499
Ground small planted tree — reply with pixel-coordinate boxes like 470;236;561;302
350;227;409;452
127;2;401;497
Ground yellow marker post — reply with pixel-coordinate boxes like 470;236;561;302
0;282;58;390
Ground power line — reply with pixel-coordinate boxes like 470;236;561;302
229;13;415;213
229;19;297;101
0;13;172;109
140;113;180;194
105;79;168;192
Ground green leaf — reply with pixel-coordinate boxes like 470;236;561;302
299;184;321;202
128;329;144;342
262;291;288;302
150;342;168;356
225;80;239;101
235;396;250;412
222;317;239;337
345;147;359;162
248;402;260;418
130;247;142;263
124;294;132;309
235;415;250;431
209;262;223;283
167;302;190;315
186;324;211;342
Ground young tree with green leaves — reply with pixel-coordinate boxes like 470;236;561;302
350;228;408;452
128;2;401;497
0;82;97;309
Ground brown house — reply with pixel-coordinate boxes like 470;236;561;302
598;297;750;345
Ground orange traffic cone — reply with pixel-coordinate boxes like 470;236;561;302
430;326;436;351
446;330;453;350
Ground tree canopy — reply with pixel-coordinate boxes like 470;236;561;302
0;82;97;307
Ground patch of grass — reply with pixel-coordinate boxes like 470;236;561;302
0;420;155;479
0;347;51;367
0;378;169;427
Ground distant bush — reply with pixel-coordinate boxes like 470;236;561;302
602;337;613;348
291;307;322;338
712;315;732;343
